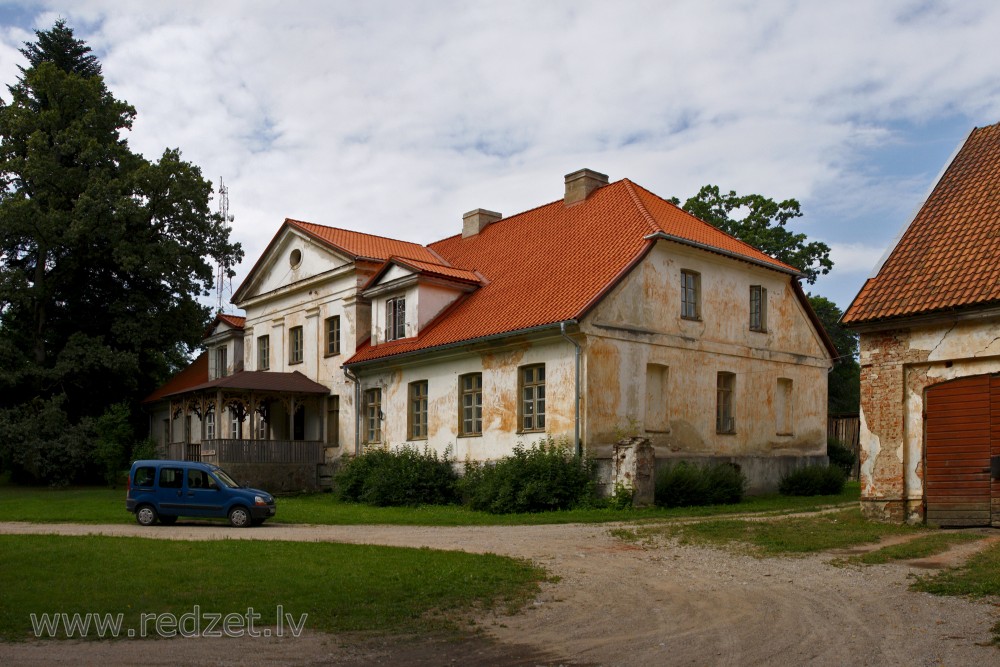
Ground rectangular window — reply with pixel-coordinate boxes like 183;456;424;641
289;326;303;364
325;315;341;356
159;467;183;489
408;381;428;440
716;372;735;434
205;411;215;440
256;414;268;440
257;335;270;370
230;408;242;439
364;388;382;444
326;396;339;447
460;373;483;436
386;297;406;341
776;378;793;435
681;270;700;320
520;364;546;432
750;285;767;332
644;364;669;432
215;346;228;378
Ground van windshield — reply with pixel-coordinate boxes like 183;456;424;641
212;469;241;489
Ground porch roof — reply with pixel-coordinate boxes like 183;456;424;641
158;370;329;400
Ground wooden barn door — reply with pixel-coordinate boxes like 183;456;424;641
923;374;996;526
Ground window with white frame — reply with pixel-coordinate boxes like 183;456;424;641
289;326;303;364
408;381;428;440
520;364;546;432
215;346;228;378
257;335;269;370
386;297;405;341
460;373;483;436
364;388;382;444
205;410;215;440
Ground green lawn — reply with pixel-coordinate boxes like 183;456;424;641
0;481;860;526
0;535;545;640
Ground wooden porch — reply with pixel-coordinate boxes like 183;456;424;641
162;438;325;465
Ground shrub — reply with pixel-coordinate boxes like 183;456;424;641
654;460;746;508
827;437;855;477
778;465;846;496
461;437;595;514
334;444;459;506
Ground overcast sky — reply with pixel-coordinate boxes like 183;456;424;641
2;0;1000;312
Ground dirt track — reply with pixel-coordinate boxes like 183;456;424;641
1;519;998;666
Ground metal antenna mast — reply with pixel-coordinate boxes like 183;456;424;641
216;179;235;312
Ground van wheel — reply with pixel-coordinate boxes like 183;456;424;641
159;515;177;525
136;505;158;526
228;506;251;528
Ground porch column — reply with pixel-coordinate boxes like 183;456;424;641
250;391;256;441
216;389;224;438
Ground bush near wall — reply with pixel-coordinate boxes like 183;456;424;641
461;437;595;514
654;461;747;508
778;465;846;496
333;445;459;506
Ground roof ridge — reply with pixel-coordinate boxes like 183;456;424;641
622;178;663;235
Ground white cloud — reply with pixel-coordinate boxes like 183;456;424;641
2;0;1000;310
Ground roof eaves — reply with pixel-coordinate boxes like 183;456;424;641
644;231;802;277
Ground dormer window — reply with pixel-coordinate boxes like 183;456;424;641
386;297;405;341
215;346;228;378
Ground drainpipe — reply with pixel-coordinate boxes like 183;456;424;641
343;367;361;456
559;321;582;458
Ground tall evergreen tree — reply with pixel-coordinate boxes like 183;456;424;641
0;21;242;483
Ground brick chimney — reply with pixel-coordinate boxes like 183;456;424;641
564;168;609;205
462;209;502;238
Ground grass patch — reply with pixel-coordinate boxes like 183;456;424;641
616;507;924;556
846;532;982;565
0;480;860;527
0;535;545;640
911;540;1000;598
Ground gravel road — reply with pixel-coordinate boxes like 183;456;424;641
1;519;997;666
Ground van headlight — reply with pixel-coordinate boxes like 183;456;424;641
254;495;269;506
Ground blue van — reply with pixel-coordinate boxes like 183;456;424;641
126;460;276;527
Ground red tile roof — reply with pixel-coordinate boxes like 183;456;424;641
362;256;482;292
143;352;208;403
843;123;1000;325
348;178;803;365
286;219;440;263
217;313;246;329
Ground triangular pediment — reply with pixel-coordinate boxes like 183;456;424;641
233;226;354;304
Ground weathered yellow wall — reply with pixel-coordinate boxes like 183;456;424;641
582;240;830;459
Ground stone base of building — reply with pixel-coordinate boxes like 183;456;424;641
860;497;925;524
594;453;829;497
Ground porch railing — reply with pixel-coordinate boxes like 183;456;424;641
161;439;324;465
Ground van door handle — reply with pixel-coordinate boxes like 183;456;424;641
176;491;183;497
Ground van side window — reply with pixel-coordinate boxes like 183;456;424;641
159;467;183;489
187;469;216;490
134;466;155;487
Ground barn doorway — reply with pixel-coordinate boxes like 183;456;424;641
923;374;1000;526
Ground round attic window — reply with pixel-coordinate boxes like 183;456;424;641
289;249;302;268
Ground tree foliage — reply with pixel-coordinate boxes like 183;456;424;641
808;294;860;414
678;185;832;284
0;21;242;483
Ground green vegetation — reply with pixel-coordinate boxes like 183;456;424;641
460;438;595;514
779;465;846;496
615;508;923;556
334;445;459;506
845;532;981;565
911;540;1000;597
0;535;545;640
0;478;860;526
654;461;746;508
826;437;856;478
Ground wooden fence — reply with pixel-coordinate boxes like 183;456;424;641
828;414;860;481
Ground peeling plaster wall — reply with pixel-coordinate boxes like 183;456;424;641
858;315;1000;523
582;241;830;482
356;335;577;460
